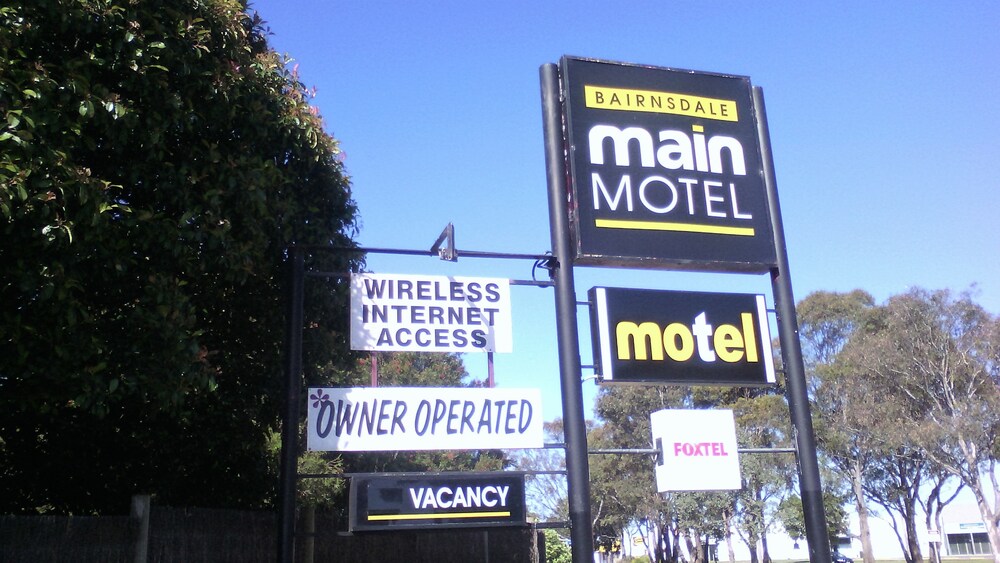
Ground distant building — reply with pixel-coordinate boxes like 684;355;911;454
617;496;995;561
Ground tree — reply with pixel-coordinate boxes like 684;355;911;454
728;391;797;563
777;491;850;552
589;382;804;563
798;290;880;563
510;418;568;522
544;528;573;563
800;289;996;563
839;288;1000;563
0;0;360;513
591;385;690;563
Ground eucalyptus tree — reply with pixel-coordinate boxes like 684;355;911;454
591;385;689;563
510;418;569;523
840;289;1000;563
727;391;797;563
798;290;879;563
591;381;799;563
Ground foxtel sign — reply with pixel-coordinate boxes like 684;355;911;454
650;409;741;492
560;56;777;271
589;287;776;385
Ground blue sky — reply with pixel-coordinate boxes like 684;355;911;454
250;0;1000;421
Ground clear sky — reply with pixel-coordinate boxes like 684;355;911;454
249;0;1000;422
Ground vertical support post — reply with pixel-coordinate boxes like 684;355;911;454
487;351;495;388
303;505;316;563
754;86;832;563
278;246;305;563
131;494;150;563
370;351;378;387
540;62;594;563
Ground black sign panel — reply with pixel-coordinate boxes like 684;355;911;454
561;56;777;271
350;472;527;531
589;287;776;385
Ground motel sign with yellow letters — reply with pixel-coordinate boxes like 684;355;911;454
589;287;776;385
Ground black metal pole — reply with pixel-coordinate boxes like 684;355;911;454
753;86;832;563
540;62;595;563
278;246;305;563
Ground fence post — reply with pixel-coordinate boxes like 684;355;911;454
131;494;151;563
303;505;315;563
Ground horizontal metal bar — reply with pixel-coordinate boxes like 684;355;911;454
297;468;569;480
510;279;554;288
588;447;797;456
740;447;797;454
589;448;658;455
452;249;554;261
305;271;554;288
296;244;553;263
534;521;571;529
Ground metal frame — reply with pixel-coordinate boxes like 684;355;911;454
277;241;559;563
539;63;832;563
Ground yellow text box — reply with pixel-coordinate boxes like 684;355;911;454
585;85;739;122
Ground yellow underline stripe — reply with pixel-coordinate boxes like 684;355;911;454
368;511;511;522
595;218;755;237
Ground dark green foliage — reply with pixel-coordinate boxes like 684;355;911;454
0;0;360;513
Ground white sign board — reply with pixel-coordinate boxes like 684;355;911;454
307;387;543;451
351;274;513;353
650;409;741;492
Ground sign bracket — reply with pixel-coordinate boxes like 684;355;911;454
430;222;457;262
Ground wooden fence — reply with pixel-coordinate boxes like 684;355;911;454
0;497;543;562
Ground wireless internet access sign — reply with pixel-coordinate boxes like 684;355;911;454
560;56;777;271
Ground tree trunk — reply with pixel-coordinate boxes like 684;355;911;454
761;532;772;563
925;507;940;563
722;507;737;563
904;503;923;563
685;533;705;563
852;460;876;563
747;537;760;563
966;469;1000;563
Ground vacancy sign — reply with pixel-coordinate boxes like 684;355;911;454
307;387;543;452
650;409;741;492
349;472;527;531
351;273;513;353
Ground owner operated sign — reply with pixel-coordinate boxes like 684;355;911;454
307;387;543;452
